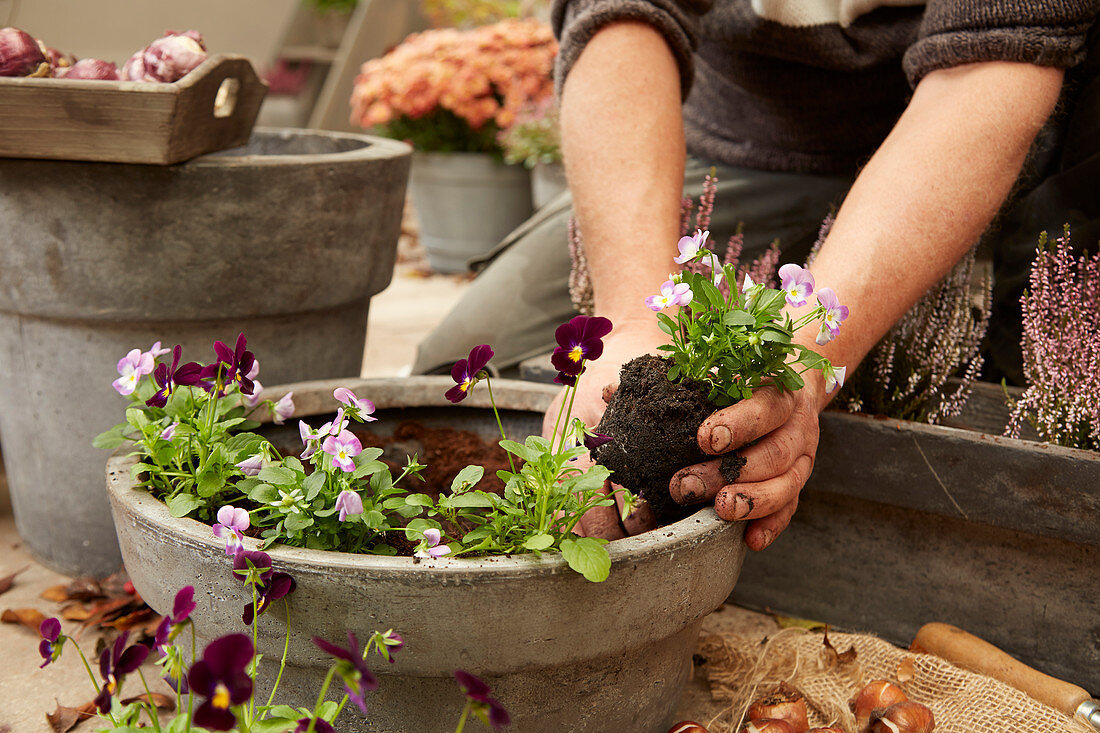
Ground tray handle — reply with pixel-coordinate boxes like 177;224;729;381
168;54;268;163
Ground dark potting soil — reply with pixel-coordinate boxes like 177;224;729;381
593;355;745;524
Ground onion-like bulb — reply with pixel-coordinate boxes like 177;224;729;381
0;27;48;77
851;679;909;731
668;722;709;733
747;682;810;733
870;701;935;733
741;721;797;733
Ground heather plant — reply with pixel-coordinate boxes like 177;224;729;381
350;19;556;154
1006;226;1100;451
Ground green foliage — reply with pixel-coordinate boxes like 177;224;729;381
376;108;504;155
499;102;561;168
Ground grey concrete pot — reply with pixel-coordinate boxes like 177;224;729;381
0;129;411;577
107;377;746;733
409;152;533;273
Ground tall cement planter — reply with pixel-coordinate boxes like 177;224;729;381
0;129;411;577
108;377;747;733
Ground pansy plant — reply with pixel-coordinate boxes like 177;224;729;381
650;231;849;405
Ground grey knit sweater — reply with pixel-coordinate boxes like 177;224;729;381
551;0;1098;173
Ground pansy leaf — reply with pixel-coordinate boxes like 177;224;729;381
250;718;299;733
360;447;384;462
93;424;130;450
284;513;313;533
723;310;756;327
760;326;792;343
370;543;398;556
249;483;279;504
450;465;484;494
257;466;296;486
560;537;611;583
166;493;202;518
440;492;494;509
523;533;554;551
125;408;151;431
282;456;304;474
405;494;435;507
302;472;326;501
363;510;385;529
197;470;226;498
352;460;388;480
499;440;539;463
404;518;439;538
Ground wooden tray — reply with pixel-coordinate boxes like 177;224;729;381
0;54;268;165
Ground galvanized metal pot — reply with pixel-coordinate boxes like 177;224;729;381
107;377;746;733
0;129;411;576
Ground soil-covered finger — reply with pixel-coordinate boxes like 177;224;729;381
669;458;725;505
698;386;796;455
735;420;809;484
744;496;800;551
601;382;618;404
712;454;812;522
576;503;627;540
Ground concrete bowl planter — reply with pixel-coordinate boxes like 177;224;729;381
107;377;746;733
0;127;411;577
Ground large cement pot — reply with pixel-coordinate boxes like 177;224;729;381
107;377;746;733
0;129;411;577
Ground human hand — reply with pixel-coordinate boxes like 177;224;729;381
666;379;825;551
542;318;667;540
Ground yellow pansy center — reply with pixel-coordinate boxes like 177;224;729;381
568;346;584;362
213;682;231;709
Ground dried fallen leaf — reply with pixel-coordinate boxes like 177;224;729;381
60;603;93;621
822;628;858;668
121;692;176;711
1;607;47;631
108;607;156;631
64;578;103;602
79;596;136;629
40;584;71;603
773;614;827;631
0;565;28;596
46;700;96;733
897;656;916;683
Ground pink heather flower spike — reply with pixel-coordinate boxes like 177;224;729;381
673;229;710;265
213;506;250;555
333;387;378;421
415;528;451;558
322;430;362;473
779;263;815;308
645;279;693;312
236;453;264;477
112;349;156;396
815;287;850;345
823;364;847;394
335;490;364;522
272;392;295;425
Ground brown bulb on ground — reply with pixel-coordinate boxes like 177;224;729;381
808;728;847;732
668;722;709;733
851;679;909;731
747;682;810;733
870;701;935;733
742;721;797;733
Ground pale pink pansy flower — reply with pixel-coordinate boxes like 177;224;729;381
333;387;378;422
673;229;710;265
146;341;172;360
335;490;364;522
414;528;451;558
645;279;693;312
815;287;850;345
824;364;847;394
212;505;250;555
112;348;155;396
235;453;264;477
272;392;295;425
160;422;179;441
246;381;264;408
322;429;362;473
778;263;815;308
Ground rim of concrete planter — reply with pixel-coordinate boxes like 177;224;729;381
107;377;746;732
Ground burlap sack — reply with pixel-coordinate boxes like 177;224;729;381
698;627;1093;733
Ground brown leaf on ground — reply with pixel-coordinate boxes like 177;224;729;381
63;578;103;602
40;584;71;603
60;603;93;621
0;565;28;595
108;607;156;631
822;627;858;668
1;607;47;631
46;700;96;733
121;692;176;711
79;597;135;629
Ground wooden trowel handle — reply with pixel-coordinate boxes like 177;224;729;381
913;622;1091;717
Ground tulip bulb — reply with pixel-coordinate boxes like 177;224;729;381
870;702;935;733
668;722;709;733
742;720;796;733
809;728;846;732
851;680;909;731
0;27;48;77
747;682;810;733
60;58;120;80
123;30;207;83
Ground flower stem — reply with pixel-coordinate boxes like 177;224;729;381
137;669;164;733
308;666;339;733
485;378;514;472
262;599;293;717
70;639;102;695
555;381;580;453
454;703;471;733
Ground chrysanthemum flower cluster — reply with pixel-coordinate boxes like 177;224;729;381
1007;226;1100;451
350;19;556;151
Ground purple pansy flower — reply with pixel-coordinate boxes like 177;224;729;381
583;431;613;451
814;287;850;345
232;549;297;625
93;631;150;713
38;618;63;668
414;528;451;559
235;453;264;477
322;429;362;473
294;718;336;733
645;279;693;312
550;316;613;379
112;348;155;396
202;333;257;396
779;263;815;308
155;585;198;649
188;633;253;731
673;229;710;265
213;506;250;555
313;632;379;715
380;630;404;662
146;345;204;408
454;670;511;730
446;344;495;403
333;387;378;421
335;490;364;522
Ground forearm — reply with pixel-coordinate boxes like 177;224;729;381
799;61;1065;408
560;20;686;329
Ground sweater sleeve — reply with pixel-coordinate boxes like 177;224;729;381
903;0;1100;86
551;0;713;100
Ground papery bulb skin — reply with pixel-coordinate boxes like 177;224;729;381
60;58;120;80
124;30;207;83
809;728;847;732
742;721;797;733
870;702;935;733
121;49;144;81
851;680;909;732
747;682;810;733
668;722;709;733
0;27;49;77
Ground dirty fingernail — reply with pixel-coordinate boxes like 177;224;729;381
710;425;732;453
757;529;774;549
733;492;755;519
675;475;704;504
